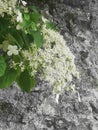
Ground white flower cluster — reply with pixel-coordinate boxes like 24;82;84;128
22;44;43;77
0;0;17;16
11;61;25;72
38;25;79;93
21;24;79;93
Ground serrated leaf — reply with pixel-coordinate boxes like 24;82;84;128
0;68;18;89
0;56;7;77
17;70;36;92
32;31;43;48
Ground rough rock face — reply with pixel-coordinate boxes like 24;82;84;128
0;0;98;130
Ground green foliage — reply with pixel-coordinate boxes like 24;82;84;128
0;0;46;92
0;15;12;42
0;56;7;77
46;22;57;31
30;11;40;23
0;0;63;93
32;31;43;48
0;69;18;89
19;6;43;48
17;70;36;92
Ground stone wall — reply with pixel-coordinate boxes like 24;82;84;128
0;0;98;130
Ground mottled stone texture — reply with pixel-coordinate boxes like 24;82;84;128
0;0;98;130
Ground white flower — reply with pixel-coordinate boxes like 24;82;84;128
7;45;19;56
16;24;21;30
16;10;23;22
19;62;25;72
21;0;27;6
42;16;48;23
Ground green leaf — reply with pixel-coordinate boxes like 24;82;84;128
17;70;36;92
46;22;57;31
32;31;43;48
0;68;18;89
24;13;30;21
0;15;12;42
30;12;40;23
22;20;31;29
31;22;37;31
9;29;24;48
0;56;7;77
2;40;9;52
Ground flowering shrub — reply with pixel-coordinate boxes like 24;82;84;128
0;0;79;93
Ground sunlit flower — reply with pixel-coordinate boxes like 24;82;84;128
42;16;48;23
16;24;21;30
21;0;27;6
16;10;23;22
7;45;19;56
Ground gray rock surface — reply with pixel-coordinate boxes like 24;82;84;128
0;0;98;130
